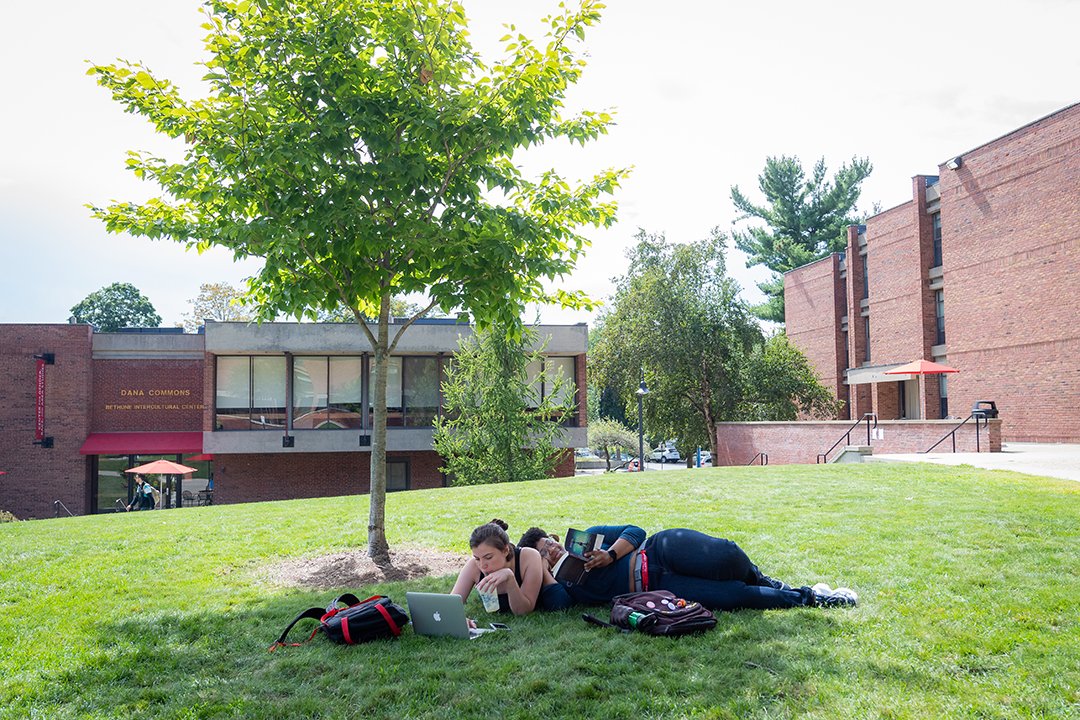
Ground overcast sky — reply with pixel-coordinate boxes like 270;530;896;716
2;0;1076;328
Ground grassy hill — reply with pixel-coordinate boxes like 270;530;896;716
2;463;1078;719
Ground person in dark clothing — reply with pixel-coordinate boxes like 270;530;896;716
450;519;563;616
520;524;858;612
126;475;156;511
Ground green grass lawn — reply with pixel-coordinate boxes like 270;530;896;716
2;463;1078;719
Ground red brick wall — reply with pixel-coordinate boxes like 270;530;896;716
715;419;1001;466
211;450;449;504
0;325;94;519
784;254;849;417
212;448;572;504
92;359;204;431
864;200;928;367
938;103;1080;441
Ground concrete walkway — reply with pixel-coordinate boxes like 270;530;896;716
868;442;1080;483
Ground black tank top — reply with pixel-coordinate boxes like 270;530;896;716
478;546;523;613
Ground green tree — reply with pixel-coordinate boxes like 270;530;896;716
88;0;623;562
591;230;762;460
731;155;872;323
70;282;161;331
587;417;636;471
433;326;571;485
743;333;842;420
181;282;254;331
591;230;837;461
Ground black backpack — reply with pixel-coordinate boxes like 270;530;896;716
269;593;409;651
585;590;717;636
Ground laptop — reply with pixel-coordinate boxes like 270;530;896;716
406;592;500;640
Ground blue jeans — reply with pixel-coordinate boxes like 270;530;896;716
645;529;813;611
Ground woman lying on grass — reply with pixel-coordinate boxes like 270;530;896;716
519;524;858;611
450;519;565;615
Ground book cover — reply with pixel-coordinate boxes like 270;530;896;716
552;528;606;586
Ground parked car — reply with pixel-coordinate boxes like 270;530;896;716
649;446;681;464
693;450;713;466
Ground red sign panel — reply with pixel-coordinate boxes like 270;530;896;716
35;358;45;441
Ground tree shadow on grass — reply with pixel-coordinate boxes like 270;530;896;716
14;579;899;720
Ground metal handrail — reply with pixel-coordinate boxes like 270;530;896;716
747;452;769;466
923;413;989;453
816;413;878;464
53;500;75;518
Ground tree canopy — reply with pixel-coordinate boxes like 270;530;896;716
591;230;762;457
181;282;253;331
70;282;162;331
433;325;571;485
731;155;872;323
590;230;839;460
89;0;623;562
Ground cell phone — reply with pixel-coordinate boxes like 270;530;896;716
489;622;510;630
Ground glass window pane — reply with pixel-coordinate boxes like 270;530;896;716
329;356;364;429
525;359;543;408
545;357;576;408
252;356;286;429
387;460;409;491
403;357;439;426
96;454;129;513
215;356;250;430
293;356;328;429
369;357;403;426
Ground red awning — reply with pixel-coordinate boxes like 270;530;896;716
79;432;203;456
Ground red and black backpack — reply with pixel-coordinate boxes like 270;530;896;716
269;593;409;651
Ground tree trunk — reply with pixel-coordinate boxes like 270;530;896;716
367;297;391;565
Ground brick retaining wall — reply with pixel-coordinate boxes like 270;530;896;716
715;419;1002;466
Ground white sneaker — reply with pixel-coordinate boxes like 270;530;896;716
811;582;833;595
834;587;859;604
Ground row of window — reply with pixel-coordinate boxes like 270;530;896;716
214;354;577;431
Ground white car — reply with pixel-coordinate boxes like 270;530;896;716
649;446;681;464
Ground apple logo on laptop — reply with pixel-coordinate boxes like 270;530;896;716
433;612;441;622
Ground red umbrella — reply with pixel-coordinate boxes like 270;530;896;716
184;454;214;463
125;459;198;475
0;470;7;475
884;359;959;419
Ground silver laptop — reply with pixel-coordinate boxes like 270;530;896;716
406;592;496;640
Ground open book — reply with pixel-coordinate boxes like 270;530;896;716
551;528;605;586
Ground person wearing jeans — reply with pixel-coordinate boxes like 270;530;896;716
520;524;857;611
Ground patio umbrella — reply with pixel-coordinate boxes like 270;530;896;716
125;459;198;475
184;453;214;463
885;359;959;419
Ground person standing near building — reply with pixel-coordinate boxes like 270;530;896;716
126;475;156;511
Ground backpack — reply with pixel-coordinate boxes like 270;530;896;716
269;593;409;651
585;590;716;636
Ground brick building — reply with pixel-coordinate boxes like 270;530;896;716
0;320;587;519
785;102;1080;442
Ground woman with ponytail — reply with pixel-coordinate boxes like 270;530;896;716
450;518;558;615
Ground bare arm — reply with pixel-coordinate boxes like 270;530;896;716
503;547;545;615
450;557;481;601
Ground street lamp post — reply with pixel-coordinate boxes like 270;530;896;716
636;368;649;472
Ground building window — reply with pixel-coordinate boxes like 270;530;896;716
293;356;364;429
861;253;869;300
403;357;440;426
215;356;286;430
932;213;943;268
935;290;946;345
368;356;443;427
524;357;578;418
387;458;410;491
368;357;404;426
864;318;871;363
939;374;949;418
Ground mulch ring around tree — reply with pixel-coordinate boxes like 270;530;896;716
261;546;465;590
